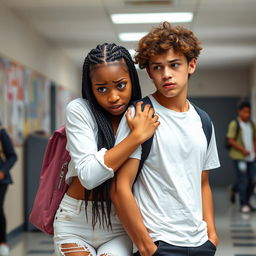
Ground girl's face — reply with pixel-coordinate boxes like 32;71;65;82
90;60;132;116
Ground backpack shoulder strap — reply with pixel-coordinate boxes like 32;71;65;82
191;103;212;148
234;119;240;140
131;96;154;181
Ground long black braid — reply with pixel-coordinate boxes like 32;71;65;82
81;43;141;229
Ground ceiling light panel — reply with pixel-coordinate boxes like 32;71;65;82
119;32;147;41
111;12;193;24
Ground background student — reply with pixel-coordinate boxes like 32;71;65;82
227;101;256;213
0;122;17;256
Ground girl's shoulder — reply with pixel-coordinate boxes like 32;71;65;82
66;98;96;126
66;98;91;115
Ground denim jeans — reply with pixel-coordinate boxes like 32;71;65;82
53;194;132;256
134;240;216;256
232;160;255;206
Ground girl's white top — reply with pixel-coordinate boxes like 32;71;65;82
65;98;114;190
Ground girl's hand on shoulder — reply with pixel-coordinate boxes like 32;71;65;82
126;101;160;142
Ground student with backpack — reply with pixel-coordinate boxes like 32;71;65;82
53;43;160;256
226;101;256;213
0;122;17;256
111;22;220;256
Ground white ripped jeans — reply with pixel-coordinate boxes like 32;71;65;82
53;194;132;256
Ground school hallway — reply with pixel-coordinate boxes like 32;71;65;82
1;1;256;256
6;188;256;256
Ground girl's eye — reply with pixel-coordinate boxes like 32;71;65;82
118;82;127;89
97;87;107;93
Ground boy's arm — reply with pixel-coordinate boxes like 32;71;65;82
110;158;157;256
201;170;218;247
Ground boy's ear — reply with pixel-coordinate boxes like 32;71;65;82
146;66;152;79
188;58;197;75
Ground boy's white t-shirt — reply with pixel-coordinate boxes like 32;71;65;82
239;120;255;162
115;95;220;251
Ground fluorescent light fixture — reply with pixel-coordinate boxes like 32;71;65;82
111;12;193;24
119;32;147;42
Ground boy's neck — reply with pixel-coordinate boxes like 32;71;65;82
152;91;189;112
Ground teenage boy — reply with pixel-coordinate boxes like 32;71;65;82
227;101;256;213
110;22;220;256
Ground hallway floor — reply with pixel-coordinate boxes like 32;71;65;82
8;189;256;256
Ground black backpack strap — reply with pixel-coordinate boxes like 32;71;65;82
191;103;212;148
234;119;240;140
131;96;154;182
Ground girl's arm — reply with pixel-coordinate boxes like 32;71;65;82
104;102;159;170
66;100;159;190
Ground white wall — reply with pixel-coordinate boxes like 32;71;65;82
0;2;80;91
251;62;256;122
137;67;250;97
0;2;80;234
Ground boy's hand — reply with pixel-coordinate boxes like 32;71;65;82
208;233;219;247
241;148;250;156
0;171;5;180
139;241;158;256
126;101;160;143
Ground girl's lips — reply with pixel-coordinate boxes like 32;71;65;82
110;104;125;112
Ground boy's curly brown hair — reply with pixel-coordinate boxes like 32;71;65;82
134;21;202;69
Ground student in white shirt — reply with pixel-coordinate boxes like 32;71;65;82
111;22;220;256
227;101;256;213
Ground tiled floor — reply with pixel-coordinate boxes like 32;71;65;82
8;188;256;256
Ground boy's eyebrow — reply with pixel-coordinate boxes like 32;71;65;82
95;78;126;86
150;58;181;65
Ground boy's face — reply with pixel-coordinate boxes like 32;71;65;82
146;48;196;100
239;107;251;122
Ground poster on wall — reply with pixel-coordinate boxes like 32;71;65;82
23;70;51;138
7;61;25;145
56;86;76;129
0;58;25;145
0;54;77;144
0;55;52;144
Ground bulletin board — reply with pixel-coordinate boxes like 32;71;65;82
0;55;77;145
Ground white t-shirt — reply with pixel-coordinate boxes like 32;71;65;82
115;95;220;250
239;120;255;162
65;98;114;189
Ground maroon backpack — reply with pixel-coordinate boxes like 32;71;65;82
29;126;70;235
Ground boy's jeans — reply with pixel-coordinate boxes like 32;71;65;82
133;240;216;256
233;160;255;207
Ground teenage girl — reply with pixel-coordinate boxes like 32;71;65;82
53;43;160;256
